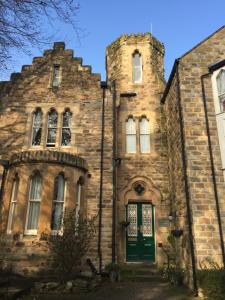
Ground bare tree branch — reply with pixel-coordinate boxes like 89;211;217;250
0;0;80;72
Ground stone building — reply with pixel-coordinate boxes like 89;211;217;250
0;26;225;290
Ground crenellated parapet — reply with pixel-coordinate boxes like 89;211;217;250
10;150;88;171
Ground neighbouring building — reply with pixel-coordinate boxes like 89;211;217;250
0;26;225;290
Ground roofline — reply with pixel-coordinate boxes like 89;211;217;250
208;59;225;73
180;25;225;59
161;25;225;104
161;59;179;104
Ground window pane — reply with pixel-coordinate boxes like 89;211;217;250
32;128;42;146
219;95;225;113
140;118;150;134
27;201;40;230
126;135;136;153
216;69;225;96
126;118;136;134
61;129;71;146
47;128;57;145
52;66;60;87
30;175;42;201
140;135;150;153
7;178;19;233
62;111;72;127
133;53;141;67
48;111;58;127
51;202;64;230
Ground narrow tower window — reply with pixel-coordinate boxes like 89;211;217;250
7;174;19;234
25;173;42;234
31;108;42;146
216;69;225;112
52;65;61;87
133;52;142;83
140;117;150;153
51;174;65;232
126;117;136;153
46;109;58;147
61;109;72;146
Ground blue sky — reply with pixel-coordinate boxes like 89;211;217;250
2;0;225;81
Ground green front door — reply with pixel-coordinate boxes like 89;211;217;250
126;203;155;262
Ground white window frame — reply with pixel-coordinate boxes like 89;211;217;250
25;174;42;235
211;67;225;180
51;175;66;235
46;109;58;147
126;117;137;153
7;176;19;234
140;117;150;153
75;183;81;222
132;52;142;84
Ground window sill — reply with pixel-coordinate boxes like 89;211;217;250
24;230;38;236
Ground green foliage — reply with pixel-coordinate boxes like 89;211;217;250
42;209;96;282
197;257;225;300
167;233;176;250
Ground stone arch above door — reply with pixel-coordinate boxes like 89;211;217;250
118;175;162;206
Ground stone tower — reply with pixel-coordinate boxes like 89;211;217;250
106;33;170;264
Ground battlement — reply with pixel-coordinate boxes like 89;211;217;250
106;32;165;56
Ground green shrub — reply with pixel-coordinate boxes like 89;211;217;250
197;258;225;300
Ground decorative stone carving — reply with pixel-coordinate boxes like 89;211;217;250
9;150;87;171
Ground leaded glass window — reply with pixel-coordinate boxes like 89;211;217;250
61;110;72;146
142;204;152;237
140;117;150;153
51;174;65;232
26;173;42;234
7;174;19;234
46;109;58;147
127;204;137;237
52;65;61;87
31;108;42;146
133;52;142;83
216;69;225;113
126;117;136;153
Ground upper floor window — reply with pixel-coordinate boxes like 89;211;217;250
31;108;42;146
51;174;65;232
46;109;58;147
126;117;136;153
25;172;42;235
61;109;72;146
133;51;142;84
140;117;150;153
52;65;61;87
7;174;19;234
216;69;225;113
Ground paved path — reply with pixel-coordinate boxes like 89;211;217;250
24;282;199;300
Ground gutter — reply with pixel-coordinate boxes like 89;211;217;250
175;61;198;296
98;81;107;273
201;74;225;267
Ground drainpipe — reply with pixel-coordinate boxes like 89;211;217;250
112;80;117;263
98;81;107;273
201;74;225;267
175;60;198;296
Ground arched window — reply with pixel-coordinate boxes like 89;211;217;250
133;51;142;83
61;109;72;146
140;117;150;153
51;174;65;232
7;174;19;234
126;117;136;153
31;108;42;146
46;109;58;147
216;69;225;112
25;172;42;234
